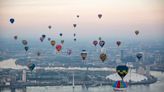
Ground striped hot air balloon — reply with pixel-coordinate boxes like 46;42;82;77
113;80;128;92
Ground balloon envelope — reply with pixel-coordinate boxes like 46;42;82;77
116;65;129;80
51;40;56;46
81;50;87;60
100;53;107;62
10;18;15;24
116;41;121;47
14;35;18;40
27;63;35;71
98;14;102;19
48;25;52;29
22;40;28;45
136;52;143;60
135;30;139;35
73;24;77;28
99;40;105;47
56;44;62;52
67;49;72;55
24;46;29;51
113;80;128;91
93;40;98;46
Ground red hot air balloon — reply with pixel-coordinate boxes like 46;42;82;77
93;40;98;46
116;41;121;47
56;44;62;52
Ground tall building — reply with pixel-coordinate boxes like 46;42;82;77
22;70;26;82
154;51;161;65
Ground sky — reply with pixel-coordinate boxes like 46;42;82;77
0;0;163;41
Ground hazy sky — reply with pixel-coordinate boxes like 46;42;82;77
0;0;163;41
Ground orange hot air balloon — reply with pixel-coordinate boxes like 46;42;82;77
51;40;56;46
56;44;62;52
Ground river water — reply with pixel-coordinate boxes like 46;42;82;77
0;59;164;92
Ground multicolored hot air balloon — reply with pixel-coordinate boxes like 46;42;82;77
93;40;98;46
56;44;62;52
100;53;107;62
116;41;121;47
81;50;87;60
135;30;139;35
51;40;56;46
10;18;15;24
22;40;28;45
98;14;102;19
99;40;105;48
136;52;143;61
113;80;128;91
27;62;35;71
116;65;129;80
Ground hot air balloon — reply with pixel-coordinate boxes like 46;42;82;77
48;38;51;41
37;52;41;56
80;50;87;60
93;40;98;46
10;18;15;24
24;46;29;52
113;80;128;91
59;33;63;37
22;40;28;45
100;53;107;62
116;41;121;47
98;14;102;19
40;37;44;42
116;65;129;80
136;52;143;61
56;44;62;52
99;40;105;48
74;38;77;42
51;40;56;46
135;30;139;35
48;25;52;29
61;40;64;44
14;35;18;40
67;49;72;55
98;37;102;41
73;33;76;37
76;15;79;18
27;63;35;71
42;34;46;38
73;24;77;28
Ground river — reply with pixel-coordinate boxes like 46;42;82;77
0;59;164;92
